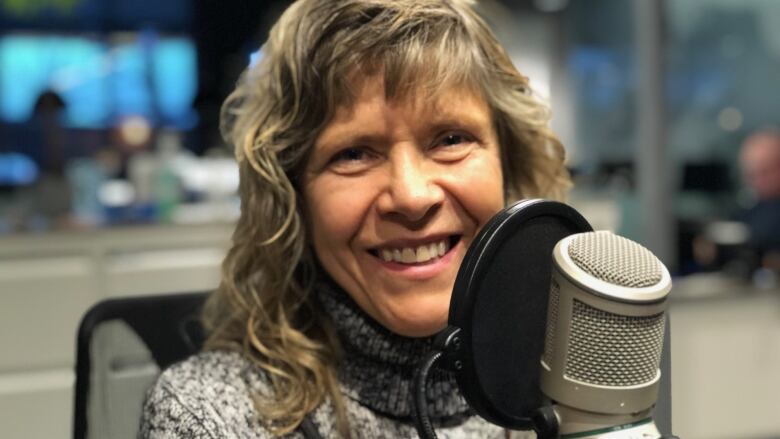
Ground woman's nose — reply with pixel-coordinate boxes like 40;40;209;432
376;149;445;223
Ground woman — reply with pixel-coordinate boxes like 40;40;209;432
140;0;570;437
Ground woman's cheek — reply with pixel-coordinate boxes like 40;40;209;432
447;155;505;222
307;175;374;243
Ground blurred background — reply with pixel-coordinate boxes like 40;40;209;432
0;0;778;438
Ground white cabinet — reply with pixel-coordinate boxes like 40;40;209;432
0;370;73;439
0;255;96;371
0;224;232;439
670;291;780;439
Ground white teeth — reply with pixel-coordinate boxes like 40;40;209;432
428;243;438;258
416;245;430;263
378;239;451;264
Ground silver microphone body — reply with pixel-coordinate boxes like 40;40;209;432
540;231;672;438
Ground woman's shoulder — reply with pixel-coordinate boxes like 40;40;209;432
155;349;267;394
139;349;282;439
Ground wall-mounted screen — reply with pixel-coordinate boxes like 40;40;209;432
0;33;197;129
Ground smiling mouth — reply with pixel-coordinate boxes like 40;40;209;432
370;235;461;265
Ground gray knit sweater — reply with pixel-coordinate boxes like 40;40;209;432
139;283;534;438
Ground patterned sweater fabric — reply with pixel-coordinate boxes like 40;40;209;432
139;282;534;438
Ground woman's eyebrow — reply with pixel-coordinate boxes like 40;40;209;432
318;126;387;146
426;96;489;123
424;112;490;134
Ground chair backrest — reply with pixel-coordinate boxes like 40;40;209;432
73;292;208;439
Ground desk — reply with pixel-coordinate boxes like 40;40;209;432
670;274;780;439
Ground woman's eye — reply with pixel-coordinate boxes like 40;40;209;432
327;147;377;173
440;134;467;146
333;148;366;162
432;132;476;160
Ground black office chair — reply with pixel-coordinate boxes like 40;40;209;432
73;292;209;439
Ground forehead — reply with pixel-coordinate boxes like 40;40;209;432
312;75;494;156
326;74;491;128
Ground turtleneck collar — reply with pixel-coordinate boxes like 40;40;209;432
316;277;472;423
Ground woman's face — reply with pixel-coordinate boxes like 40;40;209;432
302;75;505;337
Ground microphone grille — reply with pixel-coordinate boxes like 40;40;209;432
565;299;666;387
568;232;663;288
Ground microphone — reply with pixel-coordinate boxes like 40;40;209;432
540;230;671;438
412;200;678;439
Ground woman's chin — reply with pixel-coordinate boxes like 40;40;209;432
370;291;453;337
382;311;449;338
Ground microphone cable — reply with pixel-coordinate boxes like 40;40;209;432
412;350;443;439
412;349;561;439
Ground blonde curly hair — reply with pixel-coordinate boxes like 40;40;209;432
203;0;571;435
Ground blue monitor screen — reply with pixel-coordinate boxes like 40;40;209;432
0;0;191;32
0;33;197;129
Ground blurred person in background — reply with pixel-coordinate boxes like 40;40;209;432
139;0;569;437
20;89;73;229
738;128;780;271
